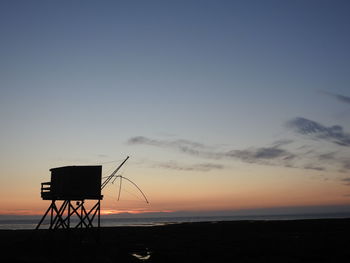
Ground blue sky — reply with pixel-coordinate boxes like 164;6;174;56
1;0;350;215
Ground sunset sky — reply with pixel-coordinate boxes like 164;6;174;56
1;0;350;216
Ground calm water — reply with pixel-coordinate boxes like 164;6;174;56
1;213;350;230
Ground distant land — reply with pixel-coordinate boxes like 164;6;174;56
2;204;350;220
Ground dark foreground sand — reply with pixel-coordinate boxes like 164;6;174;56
1;218;350;262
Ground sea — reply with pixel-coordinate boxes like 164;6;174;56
1;212;350;230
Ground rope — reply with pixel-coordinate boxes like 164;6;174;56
100;156;149;204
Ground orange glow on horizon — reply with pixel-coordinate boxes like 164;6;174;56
0;208;175;216
100;209;174;215
1;164;350;216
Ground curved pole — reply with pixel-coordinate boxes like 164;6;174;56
117;176;122;201
100;156;149;204
121;176;149;204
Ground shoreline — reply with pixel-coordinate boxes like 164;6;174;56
1;218;350;262
2;211;350;230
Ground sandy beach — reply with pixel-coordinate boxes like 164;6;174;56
1;218;350;262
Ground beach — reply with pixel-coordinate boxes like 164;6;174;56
1;218;350;262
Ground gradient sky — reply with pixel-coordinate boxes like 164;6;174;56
1;0;350;215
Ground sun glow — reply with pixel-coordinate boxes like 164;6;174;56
101;209;174;215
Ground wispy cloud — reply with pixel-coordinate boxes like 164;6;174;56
313;152;350;173
128;135;350;173
287;117;350;146
302;164;325;171
128;136;297;169
128;136;206;149
156;161;224;172
227;147;295;165
341;160;350;170
317;152;337;161
341;178;350;186
128;136;220;158
323;91;350;105
271;139;294;147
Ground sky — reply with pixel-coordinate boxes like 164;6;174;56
1;0;350;216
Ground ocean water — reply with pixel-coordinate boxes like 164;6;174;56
1;212;350;230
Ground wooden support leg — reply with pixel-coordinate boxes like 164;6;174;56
35;201;54;230
53;200;69;229
37;199;102;230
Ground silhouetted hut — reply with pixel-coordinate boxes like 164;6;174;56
41;166;102;200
